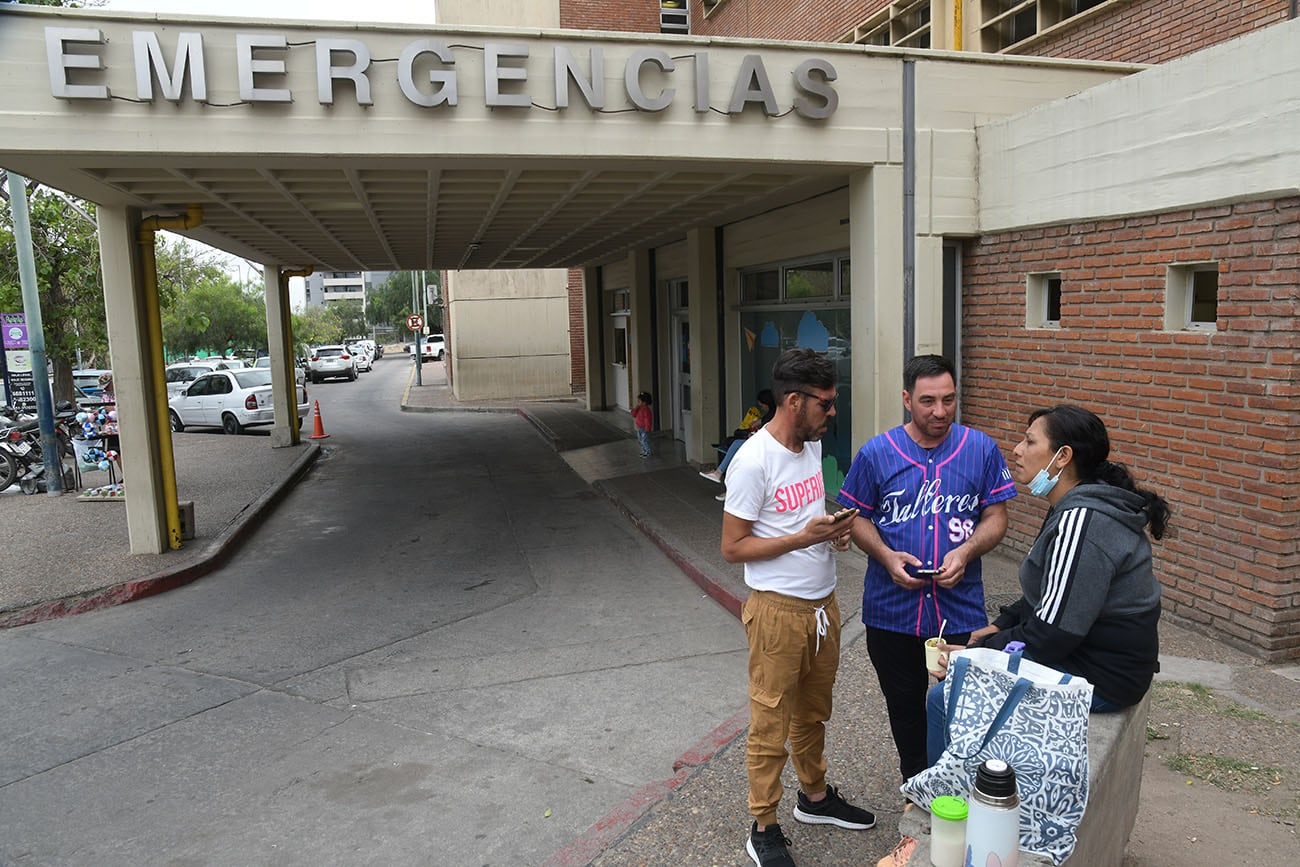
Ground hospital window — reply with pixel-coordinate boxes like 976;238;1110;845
741;255;850;305
660;1;689;34
1026;272;1062;328
1164;263;1219;332
840;2;930;48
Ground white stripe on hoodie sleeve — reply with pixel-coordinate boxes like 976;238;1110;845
1039;506;1087;623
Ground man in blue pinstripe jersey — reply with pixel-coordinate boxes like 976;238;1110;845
836;354;1017;782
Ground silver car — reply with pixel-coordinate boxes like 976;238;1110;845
307;345;358;383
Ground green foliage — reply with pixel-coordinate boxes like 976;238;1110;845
0;177;106;401
292;305;346;347
160;271;266;360
370;270;441;332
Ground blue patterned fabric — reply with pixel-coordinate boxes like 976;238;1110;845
901;648;1094;865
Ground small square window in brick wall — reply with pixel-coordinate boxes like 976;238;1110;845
958;196;1300;659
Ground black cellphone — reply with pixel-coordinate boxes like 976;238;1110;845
914;568;942;577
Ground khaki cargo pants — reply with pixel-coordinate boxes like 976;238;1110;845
742;588;841;826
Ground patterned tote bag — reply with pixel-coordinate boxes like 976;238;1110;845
901;647;1094;865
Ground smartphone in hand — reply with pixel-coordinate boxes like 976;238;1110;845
830;507;859;522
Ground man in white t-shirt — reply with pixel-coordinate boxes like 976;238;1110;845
721;348;876;867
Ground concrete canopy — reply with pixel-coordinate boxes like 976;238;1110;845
1;6;883;271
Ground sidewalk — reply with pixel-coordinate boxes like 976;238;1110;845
403;368;1300;864
5;363;1298;863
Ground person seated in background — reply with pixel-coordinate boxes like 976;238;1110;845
699;389;775;499
925;404;1169;767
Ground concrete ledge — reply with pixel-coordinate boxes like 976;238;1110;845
899;689;1153;864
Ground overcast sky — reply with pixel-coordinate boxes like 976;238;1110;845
98;0;440;26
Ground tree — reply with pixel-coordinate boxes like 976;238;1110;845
0;173;107;403
292;306;345;348
370;271;441;333
161;278;266;359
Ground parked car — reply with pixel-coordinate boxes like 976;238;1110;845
72;368;112;396
73;384;112;410
346;343;373;372
404;334;445;360
307;345;358;382
166;361;228;397
252;356;306;384
167;368;309;435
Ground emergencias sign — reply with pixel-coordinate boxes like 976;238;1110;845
44;27;840;119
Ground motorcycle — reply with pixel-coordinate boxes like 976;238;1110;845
1;403;79;494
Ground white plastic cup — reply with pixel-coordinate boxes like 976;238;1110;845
925;637;945;674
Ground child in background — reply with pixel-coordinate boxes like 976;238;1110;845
632;391;653;458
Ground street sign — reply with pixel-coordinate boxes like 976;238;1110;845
406;313;424;331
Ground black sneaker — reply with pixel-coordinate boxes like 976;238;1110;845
746;821;796;867
792;784;876;830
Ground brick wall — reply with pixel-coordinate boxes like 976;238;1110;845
568;268;587;393
694;0;874;42
559;0;873;42
1011;0;1291;64
560;0;661;33
960;197;1300;659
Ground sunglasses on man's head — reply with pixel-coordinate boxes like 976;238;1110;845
790;390;836;412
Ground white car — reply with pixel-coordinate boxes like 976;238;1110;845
168;368;309;435
307;345;358;383
165;361;228;397
346;343;373;372
253;356;306;383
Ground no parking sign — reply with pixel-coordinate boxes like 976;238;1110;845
406;313;424;332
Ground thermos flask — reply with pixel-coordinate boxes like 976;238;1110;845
966;758;1020;867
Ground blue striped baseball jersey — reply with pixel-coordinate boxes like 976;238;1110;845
837;423;1017;635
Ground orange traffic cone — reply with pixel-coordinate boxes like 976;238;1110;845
307;400;331;439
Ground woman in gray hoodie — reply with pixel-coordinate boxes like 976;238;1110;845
969;403;1170;710
924;405;1170;767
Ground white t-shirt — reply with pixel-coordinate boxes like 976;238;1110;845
724;427;836;600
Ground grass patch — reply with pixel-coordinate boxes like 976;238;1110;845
1164;753;1299;818
1152;680;1289;725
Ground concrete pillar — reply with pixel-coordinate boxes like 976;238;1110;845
850;166;906;447
628;248;654;413
96;204;167;554
262;264;300;447
685;227;719;463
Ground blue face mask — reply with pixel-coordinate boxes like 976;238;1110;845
1028;446;1067;497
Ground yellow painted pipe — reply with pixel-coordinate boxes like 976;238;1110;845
954;0;964;51
138;205;202;550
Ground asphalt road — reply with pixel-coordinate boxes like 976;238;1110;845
0;358;747;866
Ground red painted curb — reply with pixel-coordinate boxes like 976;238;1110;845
594;482;745;620
545;482;752;865
543;708;750;867
0;444;321;629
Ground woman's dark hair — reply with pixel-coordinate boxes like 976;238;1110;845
771;348;836;402
1029;404;1170;540
637;391;652;405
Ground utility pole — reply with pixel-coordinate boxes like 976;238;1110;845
7;172;63;494
411;271;423;386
